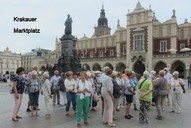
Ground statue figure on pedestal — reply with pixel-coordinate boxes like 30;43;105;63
65;14;73;35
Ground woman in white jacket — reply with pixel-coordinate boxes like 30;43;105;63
41;72;52;119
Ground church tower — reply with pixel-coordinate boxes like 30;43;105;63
93;4;111;36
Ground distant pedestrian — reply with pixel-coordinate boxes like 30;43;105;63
11;67;25;121
187;75;191;88
41;72;52;119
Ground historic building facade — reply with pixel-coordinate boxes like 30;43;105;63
75;2;191;78
0;47;21;74
21;48;58;72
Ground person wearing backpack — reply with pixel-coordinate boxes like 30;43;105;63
112;71;122;120
58;73;67;107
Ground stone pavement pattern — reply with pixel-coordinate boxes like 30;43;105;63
0;82;191;128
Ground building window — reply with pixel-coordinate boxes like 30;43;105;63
160;40;167;52
90;52;94;58
134;34;144;50
100;51;103;57
180;43;185;49
123;44;126;55
81;52;84;58
110;50;114;56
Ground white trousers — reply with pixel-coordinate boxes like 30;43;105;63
103;93;114;124
171;92;182;113
59;91;67;105
12;94;23;118
113;98;119;117
44;96;51;114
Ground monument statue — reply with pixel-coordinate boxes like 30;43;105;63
54;14;81;74
65;14;72;35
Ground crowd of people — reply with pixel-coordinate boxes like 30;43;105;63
10;65;187;127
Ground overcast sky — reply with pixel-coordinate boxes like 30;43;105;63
0;0;191;54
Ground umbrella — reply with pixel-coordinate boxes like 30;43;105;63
169;49;177;54
180;48;191;52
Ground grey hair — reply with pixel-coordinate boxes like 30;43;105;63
150;70;156;75
103;66;110;72
159;70;165;76
173;71;179;76
112;71;118;77
143;71;149;78
32;70;38;76
43;72;49;78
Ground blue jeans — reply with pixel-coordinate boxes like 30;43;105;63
188;82;191;88
66;92;76;112
29;91;39;106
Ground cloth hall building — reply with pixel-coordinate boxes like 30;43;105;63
74;2;191;78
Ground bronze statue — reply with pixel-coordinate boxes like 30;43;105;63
65;14;72;35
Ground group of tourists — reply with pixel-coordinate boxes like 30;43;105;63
10;65;187;127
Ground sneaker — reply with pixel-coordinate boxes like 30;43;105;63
113;117;118;120
128;114;133;118
91;108;96;111
134;108;139;111
155;116;163;120
125;115;131;119
108;123;116;127
26;108;31;112
65;112;70;116
116;108;120;111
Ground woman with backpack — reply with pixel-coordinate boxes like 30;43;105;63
112;71;122;120
58;73;67;107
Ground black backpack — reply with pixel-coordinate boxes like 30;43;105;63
58;78;66;92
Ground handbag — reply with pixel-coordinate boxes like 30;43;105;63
152;92;157;102
179;79;186;93
51;86;54;95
